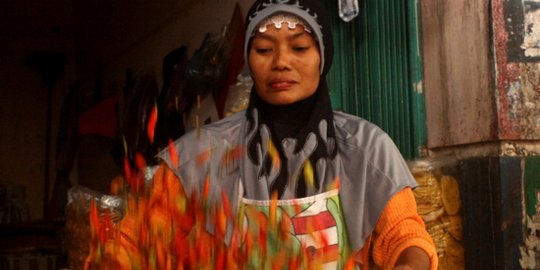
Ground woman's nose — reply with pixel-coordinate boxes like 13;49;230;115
272;49;291;71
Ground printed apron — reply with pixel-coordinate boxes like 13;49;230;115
239;189;355;269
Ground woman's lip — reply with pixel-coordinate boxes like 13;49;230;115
269;80;296;89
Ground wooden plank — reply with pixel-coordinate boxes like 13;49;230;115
421;0;496;147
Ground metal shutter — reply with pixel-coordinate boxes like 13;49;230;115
326;0;426;159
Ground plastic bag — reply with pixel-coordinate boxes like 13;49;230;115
223;65;252;117
338;0;359;22
65;186;124;270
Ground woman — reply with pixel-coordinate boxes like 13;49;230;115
111;0;437;269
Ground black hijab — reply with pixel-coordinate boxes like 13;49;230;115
244;0;337;198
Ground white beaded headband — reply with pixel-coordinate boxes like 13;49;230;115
255;13;312;34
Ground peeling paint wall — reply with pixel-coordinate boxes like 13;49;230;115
494;0;540;139
423;0;540;147
514;63;540;138
522;4;540;57
421;1;540;268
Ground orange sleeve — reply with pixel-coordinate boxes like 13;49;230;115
358;187;438;269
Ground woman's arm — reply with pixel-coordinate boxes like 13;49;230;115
393;246;431;269
366;187;438;270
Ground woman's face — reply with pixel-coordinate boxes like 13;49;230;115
249;24;321;105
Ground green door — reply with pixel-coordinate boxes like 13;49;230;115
325;0;426;159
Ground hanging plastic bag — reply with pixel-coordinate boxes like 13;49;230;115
65;186;124;270
339;0;359;22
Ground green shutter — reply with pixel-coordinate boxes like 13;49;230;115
325;0;426;159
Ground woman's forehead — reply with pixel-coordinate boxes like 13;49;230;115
251;25;315;42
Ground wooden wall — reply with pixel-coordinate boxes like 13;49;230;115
421;0;496;149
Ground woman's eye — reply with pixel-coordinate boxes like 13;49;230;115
293;46;309;52
255;48;272;54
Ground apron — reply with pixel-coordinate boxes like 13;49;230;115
239;189;357;269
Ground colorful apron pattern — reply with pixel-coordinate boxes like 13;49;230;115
240;189;353;269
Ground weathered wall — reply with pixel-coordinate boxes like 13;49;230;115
421;0;496;149
459;156;524;269
420;0;540;268
422;0;540;148
494;1;540;268
493;0;540;140
521;156;540;269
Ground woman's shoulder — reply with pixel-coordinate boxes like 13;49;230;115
332;110;392;150
201;110;246;133
181;111;245;142
159;111;246;163
332;111;412;178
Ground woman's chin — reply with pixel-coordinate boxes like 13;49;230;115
266;98;297;106
261;93;303;105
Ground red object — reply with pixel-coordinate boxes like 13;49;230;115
168;139;179;168
78;96;118;138
147;103;158;143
